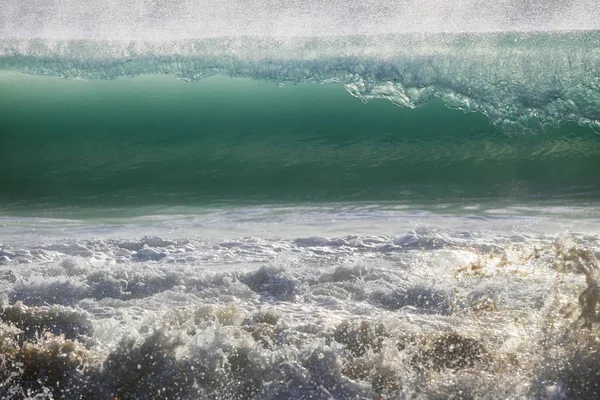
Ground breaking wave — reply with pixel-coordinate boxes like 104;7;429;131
2;32;600;131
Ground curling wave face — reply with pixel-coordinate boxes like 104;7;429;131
2;49;600;207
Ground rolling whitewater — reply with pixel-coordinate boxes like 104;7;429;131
2;1;600;399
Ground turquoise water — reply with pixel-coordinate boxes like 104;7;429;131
1;55;600;211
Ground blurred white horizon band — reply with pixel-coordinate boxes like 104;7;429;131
2;0;600;40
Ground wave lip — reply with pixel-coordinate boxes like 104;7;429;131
2;32;600;131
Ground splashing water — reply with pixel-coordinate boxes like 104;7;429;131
2;0;600;39
2;1;600;399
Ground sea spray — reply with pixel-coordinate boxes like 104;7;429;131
1;229;599;398
2;33;600;131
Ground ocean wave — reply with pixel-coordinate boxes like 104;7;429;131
2;33;600;131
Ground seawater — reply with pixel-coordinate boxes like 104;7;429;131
2;21;600;400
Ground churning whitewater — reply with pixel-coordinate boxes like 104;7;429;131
2;208;600;399
2;1;600;399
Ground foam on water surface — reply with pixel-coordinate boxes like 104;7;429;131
0;206;600;398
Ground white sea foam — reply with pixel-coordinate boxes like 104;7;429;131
1;205;599;398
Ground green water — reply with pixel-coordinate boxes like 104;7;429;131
1;72;599;210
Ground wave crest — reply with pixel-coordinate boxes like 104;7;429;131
2;33;600;131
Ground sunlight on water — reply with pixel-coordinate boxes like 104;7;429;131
2;1;600;399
